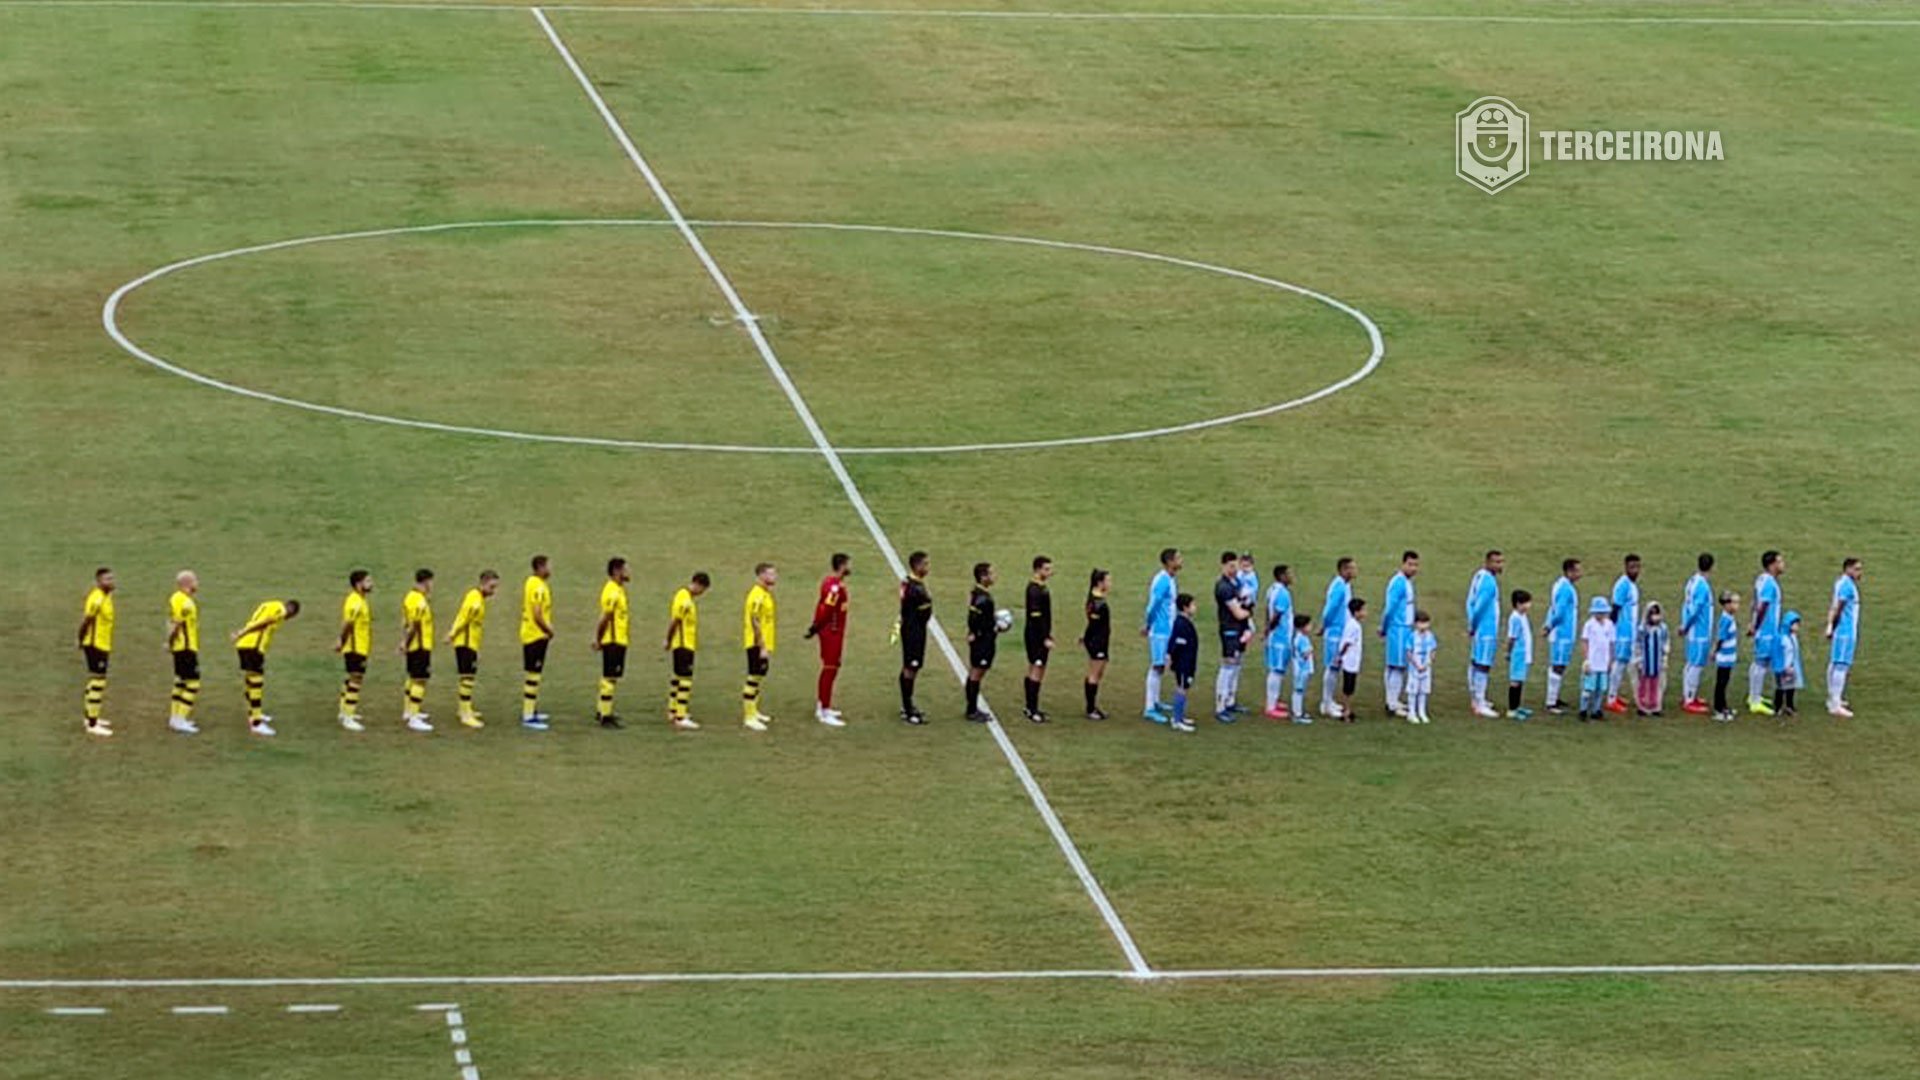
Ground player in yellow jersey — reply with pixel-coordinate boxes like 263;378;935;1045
591;557;631;729
447;570;500;729
742;563;779;731
335;569;374;732
166;570;202;735
400;569;435;732
76;567;116;737
519;554;555;730
662;572;710;732
232;598;301;736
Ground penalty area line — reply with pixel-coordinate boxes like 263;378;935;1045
531;4;1151;976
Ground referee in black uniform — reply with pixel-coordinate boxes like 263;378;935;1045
898;550;932;724
965;562;998;722
1022;555;1054;723
1080;568;1112;720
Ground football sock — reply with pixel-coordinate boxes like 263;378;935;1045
169;677;186;720
180;677;199;721
1827;666;1847;708
1084;679;1099;713
522;672;541;719
1610;660;1628;700
1145;668;1163;710
457;675;476;715
243;673;265;721
965;677;981;714
1547;669;1564;704
1023;677;1039;713
900;673;915;712
340;674;361;717
741;674;764;719
1748;662;1766;702
1683;664;1702;702
1266;671;1282;710
596;678;616;719
1386;668;1405;711
403;678;425;718
83;676;106;722
1508;683;1522;711
1172;688;1188;724
1291;686;1306;717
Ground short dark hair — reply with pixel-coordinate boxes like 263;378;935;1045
1336;556;1354;573
1221;550;1238;566
414;568;434;584
1842;556;1862;571
754;562;774;577
691;572;711;588
908;551;929;573
1159;547;1180;567
1033;555;1052;572
1175;592;1195;610
1272;563;1289;579
1698;552;1715;572
1292;613;1311;630
607;557;627;576
479;570;499;583
1486;549;1503;561
284;600;302;616
1762;549;1781;570
1625;553;1642;565
349;568;370;587
1563;558;1581;574
94;566;111;580
831;553;851;572
1401;550;1419;563
531;554;549;573
973;562;992;584
1348;598;1366;614
1414;608;1431;623
1511;588;1532;606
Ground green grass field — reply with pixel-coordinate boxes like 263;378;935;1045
6;1;1920;1076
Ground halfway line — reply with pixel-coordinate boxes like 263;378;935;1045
529;5;1149;976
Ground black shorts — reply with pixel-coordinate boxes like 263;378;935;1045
746;649;770;677
1025;634;1050;666
343;651;368;675
1341;670;1358;695
237;648;266;674
672;648;695;678
172;651;199;680
1220;630;1247;660
83;646;110;676
601;644;627;680
901;627;927;670
406;649;432;680
1083;636;1110;662
455;647;478;677
523;638;550;673
1173;670;1195;690
969;640;996;671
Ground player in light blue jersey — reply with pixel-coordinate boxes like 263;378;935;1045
1711;591;1740;721
1408;610;1437;724
1381;551;1419;718
1465;550;1504;718
1288;614;1315;723
1679;553;1716;714
1747;550;1785;715
1319;557;1357;718
1825;557;1863;717
1606;554;1643;714
1262;564;1295;719
1506;589;1533;720
1543;558;1583;714
1141;548;1183;722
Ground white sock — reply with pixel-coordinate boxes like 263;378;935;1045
1609;661;1627;697
1266;671;1282;710
1146;668;1162;710
1469;668;1486;707
1748;662;1765;702
1322;669;1336;712
1828;666;1847;707
1386;668;1405;710
1683;664;1701;702
1225;661;1241;707
1292;685;1306;716
1547;669;1563;704
1214;666;1232;711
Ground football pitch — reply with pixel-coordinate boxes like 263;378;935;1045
5;1;1920;1076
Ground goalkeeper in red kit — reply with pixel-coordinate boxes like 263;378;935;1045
805;553;851;727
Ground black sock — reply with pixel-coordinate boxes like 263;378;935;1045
1714;668;1731;712
965;678;980;713
1024;677;1039;712
1508;683;1521;711
1085;680;1098;712
900;674;914;711
1772;684;1784;711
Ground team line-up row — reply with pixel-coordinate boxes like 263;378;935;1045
69;548;1865;738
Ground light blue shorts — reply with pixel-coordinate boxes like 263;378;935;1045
1385;626;1411;668
1685;634;1712;667
1265;635;1288;670
1754;633;1779;669
1831;635;1856;667
1471;634;1498;667
1508;660;1529;685
1549;636;1574;667
1149;632;1170;668
1613;631;1635;663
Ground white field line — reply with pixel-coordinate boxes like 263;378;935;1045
286;1003;343;1013
100;218;1383;456
3;0;1919;26
170;1004;230;1014
531;6;1152;975
443;1008;482;1080
45;1006;109;1015
12;963;1920;992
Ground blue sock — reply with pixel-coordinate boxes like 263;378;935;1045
1173;689;1188;724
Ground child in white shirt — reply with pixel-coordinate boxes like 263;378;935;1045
1580;596;1616;722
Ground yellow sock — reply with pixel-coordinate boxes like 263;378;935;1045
597;678;615;718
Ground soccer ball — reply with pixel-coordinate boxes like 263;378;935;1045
994;608;1015;633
